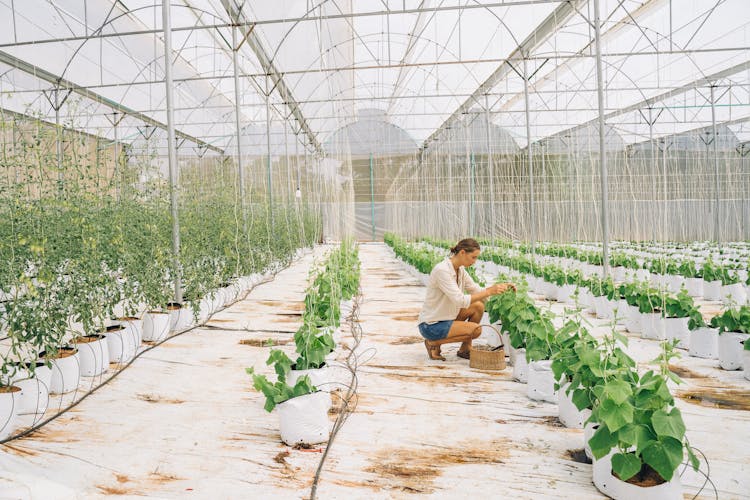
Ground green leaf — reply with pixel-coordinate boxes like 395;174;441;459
589;424;618;460
602;379;632;405
599;398;634;432
652;408;686;440
611;452;643;482
641;437;684;482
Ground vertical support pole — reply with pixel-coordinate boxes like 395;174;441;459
162;0;182;303
54;93;63;196
284;122;290;204
231;25;247;228
523;58;535;255
709;84;720;245
661;138;669;241
541;141;546;239
369;152;376;241
470;151;476;236
594;0;610;278
648;110;656;243
265;75;273;225
113;113;119;201
484;94;495;242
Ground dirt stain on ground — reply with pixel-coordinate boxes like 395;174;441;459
393;315;419;322
677;388;750;411
239;338;292;347
667;364;724;387
390;337;423;345
97;485;132;495
537;415;566;428
137;393;186;405
1;443;38;457
379;372;491;387
363;439;509;493
254;300;305;311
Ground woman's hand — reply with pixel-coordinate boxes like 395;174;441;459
487;282;516;296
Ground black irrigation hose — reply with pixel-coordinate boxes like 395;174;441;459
0;250;309;446
309;292;370;500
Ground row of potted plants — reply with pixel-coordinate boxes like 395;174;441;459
247;240;361;446
460;241;750;374
0;191;319;440
385;236;703;498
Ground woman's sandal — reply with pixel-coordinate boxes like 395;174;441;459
424;340;446;361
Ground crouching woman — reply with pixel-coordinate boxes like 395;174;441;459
417;238;515;361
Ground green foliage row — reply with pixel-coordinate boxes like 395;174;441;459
390;234;701;484
248;240;361;412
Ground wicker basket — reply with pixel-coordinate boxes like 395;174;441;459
469;324;506;371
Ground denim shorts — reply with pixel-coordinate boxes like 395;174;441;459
418;320;453;341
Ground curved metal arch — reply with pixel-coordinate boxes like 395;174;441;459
276;31;486;122
267;0;525;66
58;3;228;84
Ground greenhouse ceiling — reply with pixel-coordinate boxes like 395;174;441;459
0;0;747;155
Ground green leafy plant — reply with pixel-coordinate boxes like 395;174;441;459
709;306;750;334
587;341;699;483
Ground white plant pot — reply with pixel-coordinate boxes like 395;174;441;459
142;311;170;342
641;313;666;340
106;325;133;364
613;299;629;325
718;331;750;370
556;284;576;304
72;335;110;377
594;296;612;319
46;348;81;394
512;348;528;383
527;360;557;403
117;317;144;347
625;305;642;334
613;267;627;282
635;269;650;282
703;280;722;301
544;282;558;301
593;452;681;500
277;391;330;446
744;350;750;381
0;386;21;440
689;327;719;359
558;382;591;429
685;278;704;298
722;283;748;306
650;274;667;289
667;275;684;293
501;332;512;363
287;364;332;393
664;317;689;349
10;363;52;415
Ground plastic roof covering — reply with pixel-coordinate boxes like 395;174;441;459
0;0;747;156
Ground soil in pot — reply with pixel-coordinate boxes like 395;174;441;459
105;325;125;333
614;462;666;487
0;386;21;395
72;334;106;344
42;346;78;360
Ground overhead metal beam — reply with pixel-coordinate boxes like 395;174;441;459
220;0;323;156
422;0;587;150
538;59;750;146
0;0;564;50
0;49;223;154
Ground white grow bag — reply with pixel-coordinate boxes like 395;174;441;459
558;382;591;429
277;391;330;446
527;360;557;403
688;327;719;359
593;452;681;500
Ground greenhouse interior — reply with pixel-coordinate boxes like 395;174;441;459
0;0;748;498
